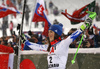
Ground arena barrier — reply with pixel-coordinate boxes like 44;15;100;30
14;48;100;69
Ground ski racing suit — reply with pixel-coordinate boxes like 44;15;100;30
24;29;82;69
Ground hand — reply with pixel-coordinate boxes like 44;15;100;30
85;11;97;28
86;11;97;20
85;41;90;48
20;33;26;43
84;17;92;28
80;11;97;31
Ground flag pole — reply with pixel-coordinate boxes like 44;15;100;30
17;0;26;69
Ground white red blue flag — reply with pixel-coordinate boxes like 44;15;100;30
32;0;51;36
0;5;20;18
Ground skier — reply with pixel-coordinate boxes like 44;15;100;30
21;11;96;69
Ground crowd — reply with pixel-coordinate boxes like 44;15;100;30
0;0;100;55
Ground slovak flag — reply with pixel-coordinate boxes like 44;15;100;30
0;45;14;69
0;5;20;18
32;0;51;36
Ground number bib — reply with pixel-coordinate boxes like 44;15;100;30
47;54;66;69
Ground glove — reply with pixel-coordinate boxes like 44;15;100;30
80;11;97;31
86;11;97;20
84;17;92;28
20;33;26;43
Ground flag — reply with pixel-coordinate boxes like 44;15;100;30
0;45;14;69
32;0;51;36
6;0;17;18
0;5;20;18
61;1;95;25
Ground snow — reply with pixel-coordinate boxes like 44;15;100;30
0;0;100;37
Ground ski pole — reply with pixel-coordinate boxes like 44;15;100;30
71;11;96;64
71;25;88;64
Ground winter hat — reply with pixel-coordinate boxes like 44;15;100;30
49;23;63;36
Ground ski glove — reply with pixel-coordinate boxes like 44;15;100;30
80;11;96;31
20;33;26;43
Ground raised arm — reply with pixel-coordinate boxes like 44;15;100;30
20;34;48;51
24;40;48;51
62;11;97;47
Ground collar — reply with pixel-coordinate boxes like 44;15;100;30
50;37;61;46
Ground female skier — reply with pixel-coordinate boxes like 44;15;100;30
21;11;96;69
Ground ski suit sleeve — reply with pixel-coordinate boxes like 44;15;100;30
24;40;48;51
62;29;82;48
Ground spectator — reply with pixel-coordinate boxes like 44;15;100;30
81;30;92;48
41;22;45;27
2;22;7;37
82;41;91;48
53;7;59;16
28;30;34;37
31;34;38;43
1;39;8;46
98;7;100;21
17;0;22;10
53;19;59;25
94;28;100;48
85;28;94;48
7;42;12;47
45;1;48;15
9;21;13;35
49;0;54;14
95;3;99;21
70;39;77;48
2;16;8;28
25;4;30;26
42;37;49;44
35;22;39;28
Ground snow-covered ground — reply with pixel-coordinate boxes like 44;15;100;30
0;0;100;37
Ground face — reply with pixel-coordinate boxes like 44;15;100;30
48;30;55;42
